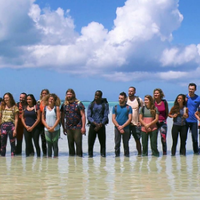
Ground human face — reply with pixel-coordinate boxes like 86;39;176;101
177;95;184;105
94;92;101;102
20;94;26;103
27;96;33;106
154;90;161;100
144;97;150;107
119;95;126;105
41;90;48;97
48;96;55;106
4;94;10;105
188;86;196;97
128;88;135;97
66;92;73;101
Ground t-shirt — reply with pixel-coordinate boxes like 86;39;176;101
186;94;200;123
139;106;159;133
0;106;19;124
112;104;132;129
62;101;85;130
127;97;143;125
155;100;167;122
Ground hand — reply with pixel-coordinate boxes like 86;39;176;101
173;113;178;118
81;127;86;135
48;127;55;132
26;126;31;132
13;130;17;137
183;113;187;118
94;123;101;131
118;126;124;134
63;128;67;135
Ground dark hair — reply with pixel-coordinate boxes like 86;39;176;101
119;92;127;98
129;86;136;91
27;94;37;105
153;88;165;99
172;94;187;113
0;93;16;110
21;92;27;97
188;83;197;90
95;90;103;97
0;97;2;103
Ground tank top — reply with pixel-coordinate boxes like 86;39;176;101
45;107;59;131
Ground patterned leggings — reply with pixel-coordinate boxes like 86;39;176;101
1;122;15;156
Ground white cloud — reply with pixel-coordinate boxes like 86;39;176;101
0;0;200;86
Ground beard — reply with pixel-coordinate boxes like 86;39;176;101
67;96;74;101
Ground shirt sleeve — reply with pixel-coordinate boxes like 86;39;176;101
102;103;109;125
79;102;85;110
112;106;116;114
14;106;19;113
87;103;94;123
128;106;132;114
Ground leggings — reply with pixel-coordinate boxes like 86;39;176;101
1;122;15;156
171;124;187;156
24;127;41;157
157;122;167;154
45;129;60;157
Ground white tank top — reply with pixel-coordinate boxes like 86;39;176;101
45;106;60;131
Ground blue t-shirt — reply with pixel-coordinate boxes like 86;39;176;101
186;94;200;123
112;104;132;129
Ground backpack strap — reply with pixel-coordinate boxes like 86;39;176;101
135;96;141;108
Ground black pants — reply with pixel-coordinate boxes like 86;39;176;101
171;125;187;156
24;127;41;157
38;124;47;156
88;125;106;157
115;128;130;157
67;129;82;157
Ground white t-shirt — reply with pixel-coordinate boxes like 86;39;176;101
127;97;143;125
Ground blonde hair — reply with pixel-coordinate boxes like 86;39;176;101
64;89;79;105
43;93;61;106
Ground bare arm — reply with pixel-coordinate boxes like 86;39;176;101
80;109;86;135
13;112;18;137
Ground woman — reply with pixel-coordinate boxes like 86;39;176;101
139;95;159;157
169;94;188;156
42;94;61;157
21;94;41;157
153;88;169;155
38;89;50;156
0;93;18;156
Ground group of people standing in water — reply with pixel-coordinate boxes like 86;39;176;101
0;83;200;158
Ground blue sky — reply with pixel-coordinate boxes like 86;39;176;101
0;0;200;101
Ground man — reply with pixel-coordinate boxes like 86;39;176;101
186;83;200;154
127;86;143;156
112;92;132;157
61;89;86;157
87;90;109;157
16;93;27;155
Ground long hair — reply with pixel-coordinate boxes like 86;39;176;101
153;88;165;99
64;89;79;105
27;94;37;106
170;94;186;114
39;89;50;100
145;95;156;118
0;92;16;110
43;93;61;106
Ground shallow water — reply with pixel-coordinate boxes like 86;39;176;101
1;109;200;199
